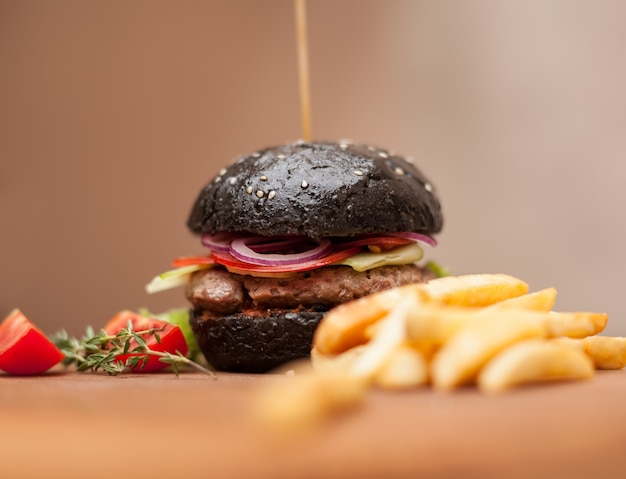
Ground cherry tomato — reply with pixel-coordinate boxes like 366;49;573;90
0;309;65;375
103;311;189;373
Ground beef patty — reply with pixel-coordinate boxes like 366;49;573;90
186;264;435;317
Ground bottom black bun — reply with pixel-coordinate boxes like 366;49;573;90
190;309;325;373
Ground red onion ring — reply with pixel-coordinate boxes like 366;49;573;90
249;236;309;253
335;235;413;249
229;237;333;266
390;232;437;247
201;232;242;252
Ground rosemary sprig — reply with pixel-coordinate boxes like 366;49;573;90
52;322;216;378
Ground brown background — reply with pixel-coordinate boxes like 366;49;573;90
2;0;625;337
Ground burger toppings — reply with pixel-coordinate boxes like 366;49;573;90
209;245;361;277
146;263;213;294
229;236;333;266
206;232;435;270
146;232;436;293
340;243;424;272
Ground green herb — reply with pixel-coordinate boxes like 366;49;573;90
52;322;215;378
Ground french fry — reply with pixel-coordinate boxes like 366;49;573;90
410;340;440;363
483;288;557;313
582;336;626;369
406;306;607;345
253;373;367;433
418;274;529;307
374;344;429;389
406;305;549;345
478;339;594;393
551;337;585;353
348;296;418;380
310;345;367;375
406;304;485;344
555;336;626;370
313;287;408;355
431;314;547;390
545;311;608;338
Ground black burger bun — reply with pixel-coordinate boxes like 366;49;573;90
189;308;324;373
187;141;443;240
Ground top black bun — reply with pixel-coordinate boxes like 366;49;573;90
187;141;443;239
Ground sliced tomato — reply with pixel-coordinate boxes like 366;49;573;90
210;246;363;274
171;255;216;268
337;235;413;249
103;311;188;373
0;309;64;375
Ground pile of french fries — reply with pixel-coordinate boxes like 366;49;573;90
255;274;625;430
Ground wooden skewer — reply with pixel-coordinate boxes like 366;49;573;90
294;0;312;142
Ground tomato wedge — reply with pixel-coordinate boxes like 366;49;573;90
0;309;64;375
103;311;188;373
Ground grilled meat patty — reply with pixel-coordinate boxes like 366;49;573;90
186;264;435;317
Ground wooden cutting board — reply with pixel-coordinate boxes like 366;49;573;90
1;370;624;478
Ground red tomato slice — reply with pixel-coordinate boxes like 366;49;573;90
103;311;188;373
0;309;65;375
210;246;363;274
171;255;216;268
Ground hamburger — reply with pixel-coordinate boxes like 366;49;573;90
148;140;443;373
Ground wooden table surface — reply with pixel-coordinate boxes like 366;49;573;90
1;369;624;479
